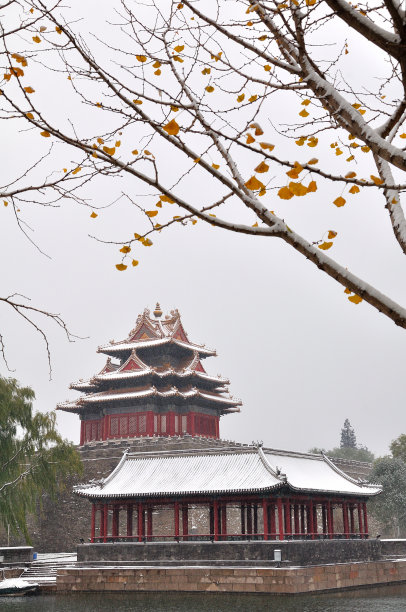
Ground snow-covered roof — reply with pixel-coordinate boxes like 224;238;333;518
97;337;216;357
75;446;381;499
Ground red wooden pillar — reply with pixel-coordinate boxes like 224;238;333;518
277;498;284;541
102;415;107;441
270;504;276;540
300;505;305;536
213;500;219;541
262;499;269;541
138;502;144;542
215;418;219;439
293;504;300;538
308;501;314;539
253;504;258;537
146;412;154;437
342;501;350;538
322;504;327;536
221;503;227;540
112;505;119;539
284;500;292;537
241;503;246;536
313;503;318;537
189;413;195;437
362;502;369;537
246;503;252;536
349;504;355;537
147;506;153;541
174;501;180;541
127;505;133;538
80;421;85;446
182;504;189;541
358;502;364;538
99;505;104;542
103;504;108;543
90;504;96;543
327;501;334;539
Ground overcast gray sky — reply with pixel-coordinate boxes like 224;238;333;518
1;0;405;458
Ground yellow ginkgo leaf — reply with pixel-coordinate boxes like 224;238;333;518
90;211;98;218
307;158;318;165
72;167;82;175
361;145;370;152
171;105;179;112
146;210;158;217
259;142;275;151
307;181;317;192
24;86;35;93
278;186;294;200
115;140;121;147
392;197;398;204
160;195;175;203
258;35;267;41
289;181;308;196
299;109;309;118
318;241;333;250
163;119;180;136
212;163;220;169
97;137;104;144
133;99;143;105
132;149;139;155
3;201;8;207
55;26;62;34
244;176;264;191
328;230;337;239
154;69;161;75
237;93;245;102
153;60;161;68
346;155;355;162
400;133;406;139
250;123;263;136
301;99;311;106
295;137;306;146
103;146;116;155
202;68;211;75
370;175;384;185
32;36;41;43
142;238;153;246
174;45;184;52
132;259;139;267
248;95;257;102
136;55;147;62
307;137;318;147
344;288;351;294
254;161;269;173
246;134;255;144
120;245;131;253
191;219;197;225
333;196;346;207
205;85;214;93
349;185;360;194
306;0;317;5
40;130;50;137
116;263;127;271
348;294;363;304
173;55;184;63
345;171;356;178
264;65;271;71
26;112;34;119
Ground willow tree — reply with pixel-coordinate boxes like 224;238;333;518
0;376;82;542
2;0;406;326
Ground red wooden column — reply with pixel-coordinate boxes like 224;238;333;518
253;504;258;537
313;503;318;538
262;499;269;541
80;421;85;446
112;505;119;539
127;505;133;539
277;498;284;541
182;504;189;541
308;501;315;539
90;504;96;543
284;500;292;538
102;415;108;441
137;502;144;542
246;503;252;536
99;505;104;542
103;504;108;543
221;503;227;540
342;501;350;538
215;418;219;439
327;501;334;539
213;500;219;541
349;504;355;537
240;503;246;537
270;503;276;540
362;502;369;537
174;502;180;541
358;502;364;539
147;506;153;542
293;504;300;538
300;505;305;537
322;504;327;537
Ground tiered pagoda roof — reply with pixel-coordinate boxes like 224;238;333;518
57;305;241;423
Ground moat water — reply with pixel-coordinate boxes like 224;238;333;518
3;585;406;611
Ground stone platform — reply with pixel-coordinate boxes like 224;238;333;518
78;539;382;567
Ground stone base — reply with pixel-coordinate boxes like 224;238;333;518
78;539;382;566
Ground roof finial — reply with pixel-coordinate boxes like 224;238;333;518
153;302;163;318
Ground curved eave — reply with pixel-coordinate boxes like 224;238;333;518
97;338;216;358
78;389;242;408
75;483;283;499
94;369;229;385
286;483;382;497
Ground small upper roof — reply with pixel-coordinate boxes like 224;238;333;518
75;445;381;499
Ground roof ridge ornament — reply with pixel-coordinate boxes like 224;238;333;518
153;302;163;318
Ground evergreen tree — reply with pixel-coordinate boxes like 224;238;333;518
340;419;357;448
0;376;82;542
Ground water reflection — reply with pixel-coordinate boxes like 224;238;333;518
2;585;406;612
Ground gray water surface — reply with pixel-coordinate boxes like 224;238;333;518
2;586;406;612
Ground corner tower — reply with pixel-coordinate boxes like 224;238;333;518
57;305;241;445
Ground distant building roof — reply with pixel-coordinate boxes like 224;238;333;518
75;446;381;499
